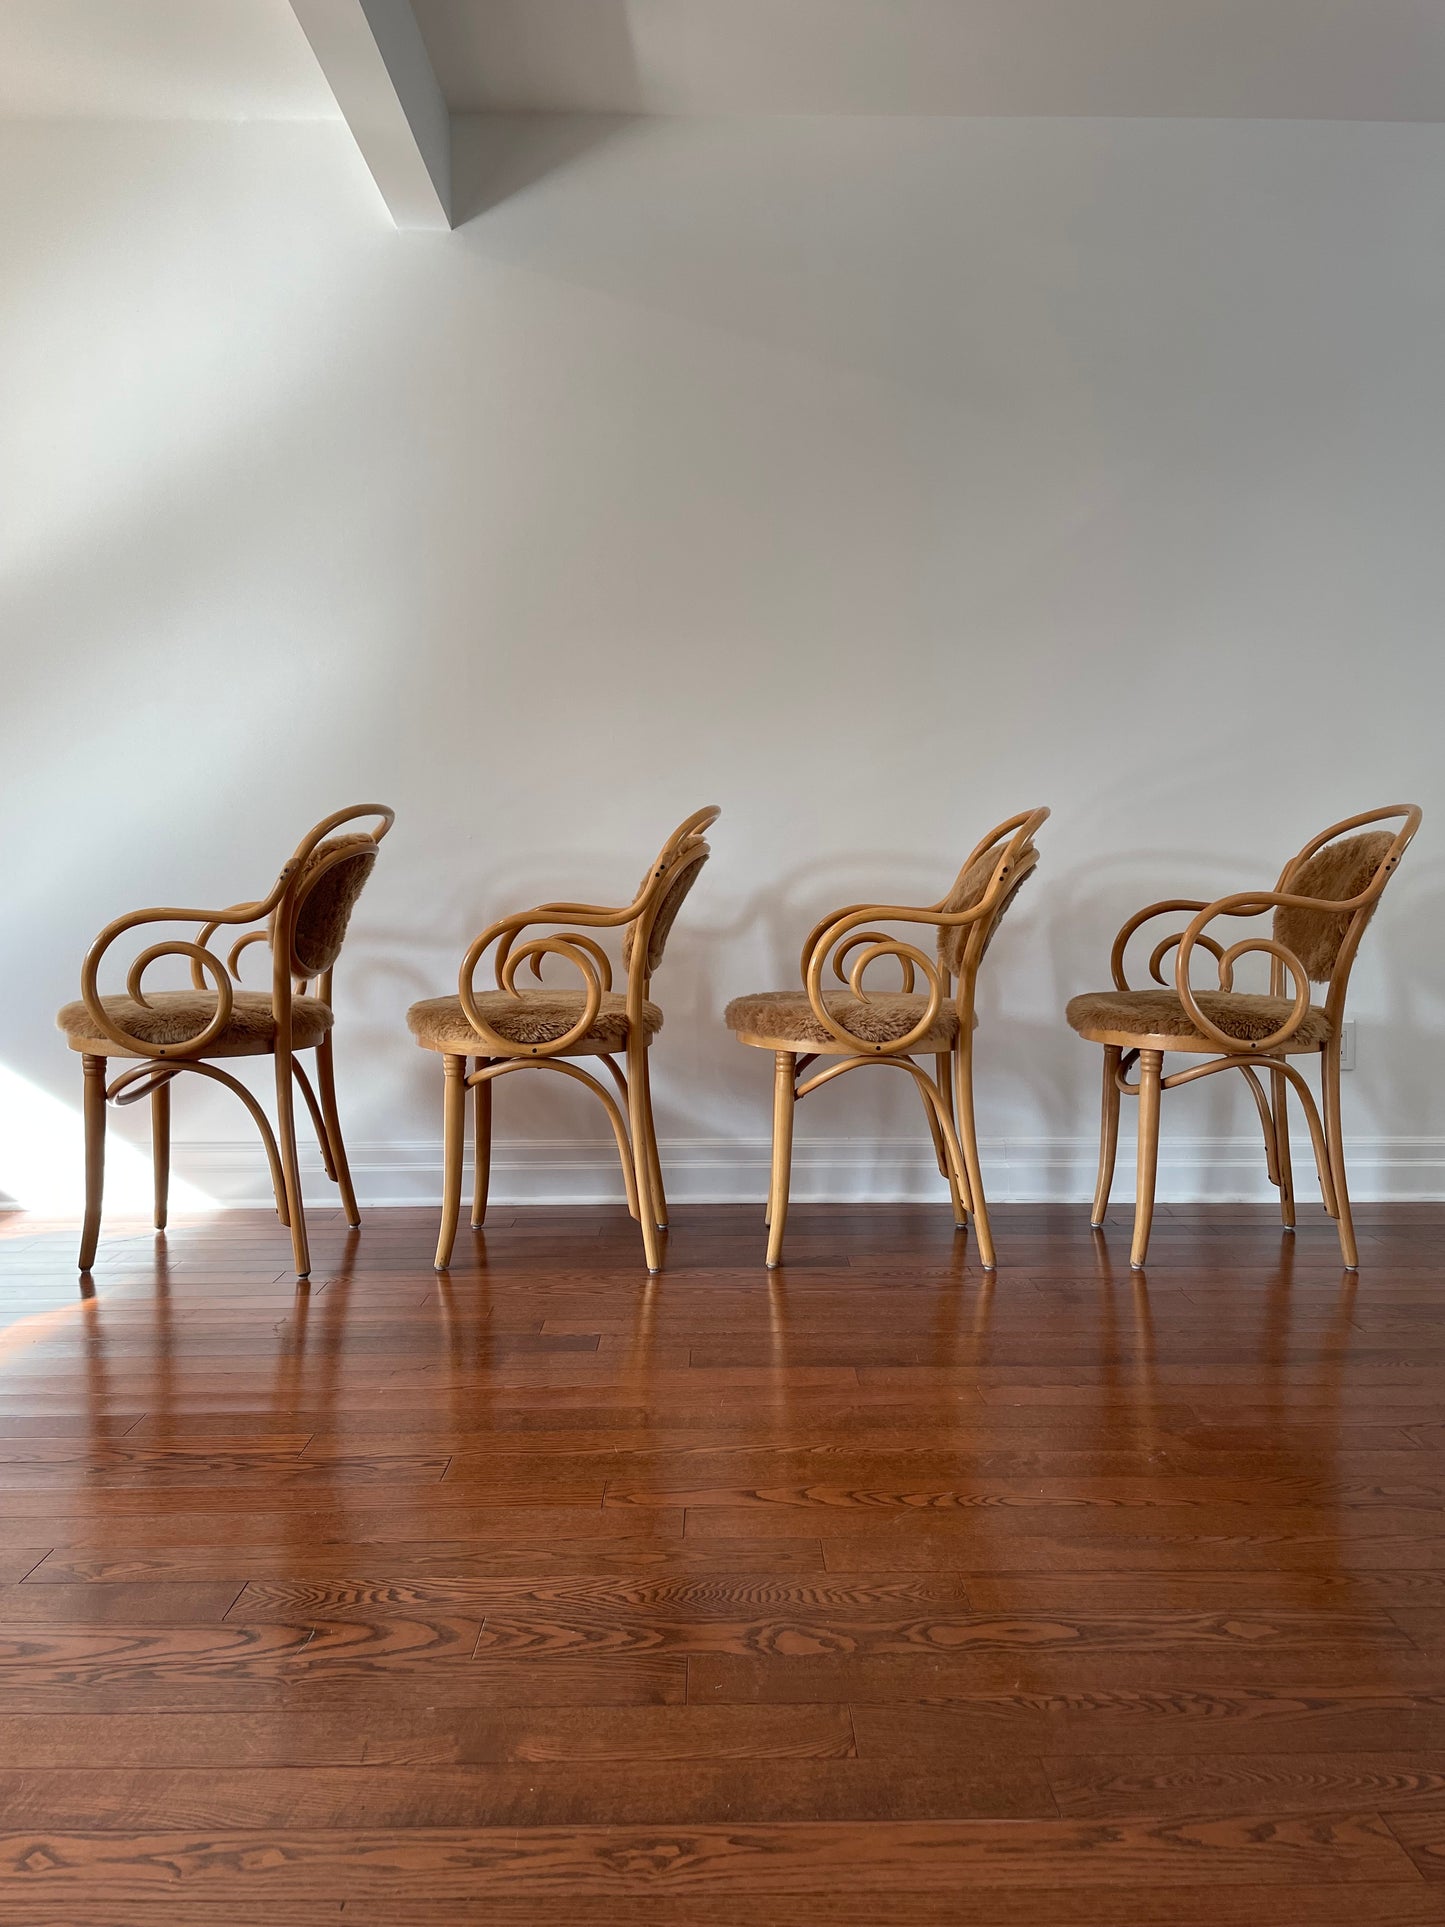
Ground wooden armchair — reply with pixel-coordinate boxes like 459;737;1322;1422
1066;804;1422;1271
724;808;1048;1269
408;806;720;1273
56;805;394;1278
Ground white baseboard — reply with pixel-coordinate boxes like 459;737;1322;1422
173;1134;1445;1208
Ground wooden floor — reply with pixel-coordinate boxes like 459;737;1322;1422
2;1199;1445;1923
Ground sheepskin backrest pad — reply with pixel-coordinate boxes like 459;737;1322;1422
1274;831;1395;982
622;848;709;977
287;835;378;977
936;843;1034;976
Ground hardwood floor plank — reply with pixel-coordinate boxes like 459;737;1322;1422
0;1758;1057;1825
1047;1753;1445;1818
0;1813;1417;1899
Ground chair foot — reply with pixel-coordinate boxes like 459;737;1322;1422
434;1261;448;1273
1282;1224;1295;1235
1130;1260;1146;1273
1344;1262;1359;1273
982;1261;996;1273
954;1219;968;1232
1090;1218;1105;1230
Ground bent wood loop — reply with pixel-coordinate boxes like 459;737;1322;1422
78;804;396;1060
797;806;1049;1057
456;806;720;1058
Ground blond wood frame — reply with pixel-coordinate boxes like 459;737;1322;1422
733;807;1049;1271
420;806;720;1275
1079;804;1422;1271
67;804;394;1278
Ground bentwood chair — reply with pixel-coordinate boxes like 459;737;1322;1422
724;808;1048;1269
57;805;394;1278
408;806;720;1274
1066;804;1422;1271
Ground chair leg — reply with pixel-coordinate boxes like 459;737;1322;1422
1270;1065;1296;1232
1131;1048;1164;1271
1092;1045;1122;1228
78;1054;107;1271
273;1048;311;1279
471;1059;492;1230
435;1054;467;1271
1322;1040;1358;1270
934;1050;968;1229
151;1077;170;1232
314;1033;360;1228
766;1050;796;1269
638;1048;668;1231
625;1038;662;1273
953;1036;995;1270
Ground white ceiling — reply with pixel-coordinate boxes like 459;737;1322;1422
0;0;1442;124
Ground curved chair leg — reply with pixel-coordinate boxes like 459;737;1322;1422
313;1033;360;1229
638;1048;668;1232
765;1050;796;1269
953;1036;995;1270
1092;1045;1123;1228
78;1054;107;1271
151;1077;170;1232
1322;1040;1358;1269
273;1048;311;1279
625;1037;663;1273
933;1051;968;1229
1270;1065;1295;1231
435;1053;467;1271
1131;1049;1164;1271
471;1058;492;1230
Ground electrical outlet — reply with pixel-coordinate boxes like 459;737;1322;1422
1340;1019;1356;1071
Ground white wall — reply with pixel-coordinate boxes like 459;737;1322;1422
2;112;1443;1210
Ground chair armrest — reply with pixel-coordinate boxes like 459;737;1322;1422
458;898;631;1058
1172;891;1322;1053
79;884;290;1060
1108;900;1217;991
798;871;1021;1057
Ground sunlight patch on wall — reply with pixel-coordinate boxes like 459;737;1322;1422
0;1064;214;1215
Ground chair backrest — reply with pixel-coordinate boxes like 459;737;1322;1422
1272;805;1421;1011
622;806;721;985
272;807;394;990
937;809;1047;988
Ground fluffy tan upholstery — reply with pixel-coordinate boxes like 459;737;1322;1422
725;989;960;1052
1275;831;1394;983
622;850;708;977
408;989;663;1055
57;990;333;1056
1066;987;1332;1048
937;844;1034;975
282;835;378;978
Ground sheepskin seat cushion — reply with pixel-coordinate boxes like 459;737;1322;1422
1066;988;1332;1050
1275;831;1394;982
725;989;960;1052
57;991;333;1057
408;990;662;1055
